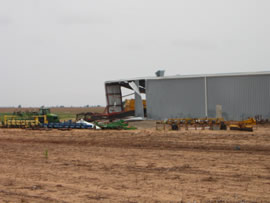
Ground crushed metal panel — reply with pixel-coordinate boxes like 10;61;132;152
146;78;205;120
129;81;141;95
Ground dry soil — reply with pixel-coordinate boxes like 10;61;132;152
0;126;270;202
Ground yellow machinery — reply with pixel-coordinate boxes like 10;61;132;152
166;117;225;125
157;117;226;131
158;117;256;131
124;99;147;112
2;115;48;128
229;118;256;132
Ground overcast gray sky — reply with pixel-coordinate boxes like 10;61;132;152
0;0;269;107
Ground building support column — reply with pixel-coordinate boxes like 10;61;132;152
134;80;144;118
204;77;208;117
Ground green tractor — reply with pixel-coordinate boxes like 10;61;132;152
38;107;60;123
12;107;60;123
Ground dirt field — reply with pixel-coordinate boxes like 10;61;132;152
0;125;270;202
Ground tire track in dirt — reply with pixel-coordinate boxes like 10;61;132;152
0;129;270;202
0;189;66;203
0;137;269;154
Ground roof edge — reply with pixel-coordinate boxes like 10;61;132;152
105;71;270;84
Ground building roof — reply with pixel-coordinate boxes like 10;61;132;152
105;71;270;84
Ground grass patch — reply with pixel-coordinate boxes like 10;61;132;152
44;149;48;159
57;113;76;121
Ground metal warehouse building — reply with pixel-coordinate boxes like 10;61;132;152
105;71;270;121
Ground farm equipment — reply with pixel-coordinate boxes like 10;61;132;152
2;115;48;128
1;115;99;130
0;107;60;129
95;120;136;130
163;118;226;130
12;107;59;123
229;118;256;132
0;106;139;130
158;117;256;132
76;99;147;122
76;112;108;122
40;120;98;129
40;119;135;130
254;115;269;124
38;107;60;123
123;99;146;112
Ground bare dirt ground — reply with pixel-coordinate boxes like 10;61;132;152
0;125;270;202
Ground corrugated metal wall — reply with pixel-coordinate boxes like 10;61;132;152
146;74;270;120
207;75;270;120
106;84;122;113
146;78;205;120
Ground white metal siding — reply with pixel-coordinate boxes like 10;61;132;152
146;78;205;120
207;75;270;120
146;74;270;120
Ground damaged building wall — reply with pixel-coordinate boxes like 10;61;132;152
105;84;123;113
105;80;146;117
146;78;206;120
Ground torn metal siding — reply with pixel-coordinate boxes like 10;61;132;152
207;75;270;120
105;84;123;113
146;78;205;120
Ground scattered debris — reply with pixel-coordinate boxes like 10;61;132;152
235;145;241;150
123;117;145;122
76;119;101;130
95;120;136;130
